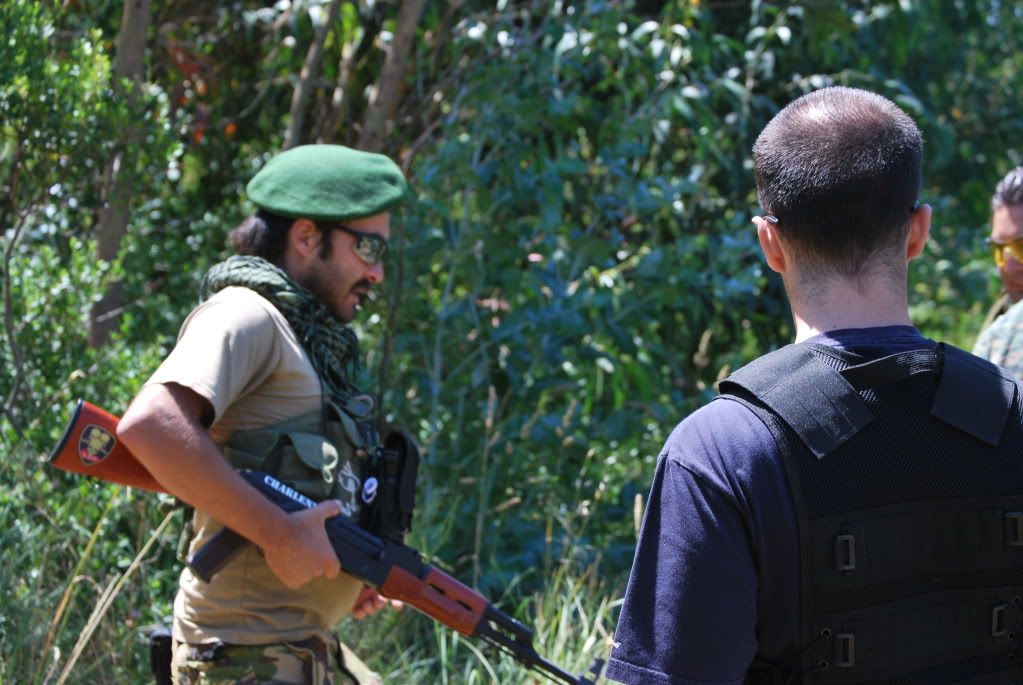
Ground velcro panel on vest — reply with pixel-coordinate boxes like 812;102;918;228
930;345;1016;447
805;586;1023;683
719;345;874;460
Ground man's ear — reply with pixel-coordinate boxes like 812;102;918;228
754;216;787;275
906;203;931;261
287;219;322;259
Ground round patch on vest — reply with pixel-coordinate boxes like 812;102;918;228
361;476;378;504
79;424;116;465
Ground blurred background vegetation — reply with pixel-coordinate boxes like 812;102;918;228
2;0;1021;682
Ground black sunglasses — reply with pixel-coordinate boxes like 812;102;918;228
321;223;389;264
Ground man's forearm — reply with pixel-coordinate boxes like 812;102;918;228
116;383;291;552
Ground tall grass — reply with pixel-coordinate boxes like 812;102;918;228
1;443;179;685
362;553;617;684
0;447;622;685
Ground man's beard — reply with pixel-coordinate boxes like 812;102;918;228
300;267;371;324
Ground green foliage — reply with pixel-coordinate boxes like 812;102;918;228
2;0;1023;683
385;3;788;601
0;3;178;683
0;443;179;684
0;0;176;451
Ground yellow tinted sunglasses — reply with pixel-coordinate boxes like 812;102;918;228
988;237;1023;268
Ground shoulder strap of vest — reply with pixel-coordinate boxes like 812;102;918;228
839;347;938;388
930;343;1016;446
718;344;874;461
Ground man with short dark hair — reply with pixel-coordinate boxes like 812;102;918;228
973;167;1023;376
606;87;1023;684
118;144;406;684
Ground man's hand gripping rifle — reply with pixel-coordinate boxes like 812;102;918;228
49;401;604;685
190;471;602;685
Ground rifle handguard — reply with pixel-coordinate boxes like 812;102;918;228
379;565;489;636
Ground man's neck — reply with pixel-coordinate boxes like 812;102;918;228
788;276;913;343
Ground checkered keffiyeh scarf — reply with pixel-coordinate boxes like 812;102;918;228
200;255;361;405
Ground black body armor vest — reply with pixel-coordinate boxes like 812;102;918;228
720;343;1023;684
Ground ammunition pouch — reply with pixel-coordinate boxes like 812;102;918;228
221;400;419;541
222;401;374;521
359;430;420;543
149;626;172;685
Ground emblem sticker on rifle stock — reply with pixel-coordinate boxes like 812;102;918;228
79;424;115;465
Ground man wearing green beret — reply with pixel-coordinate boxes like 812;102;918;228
117;144;408;684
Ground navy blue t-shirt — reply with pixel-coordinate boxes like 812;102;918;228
606;326;935;685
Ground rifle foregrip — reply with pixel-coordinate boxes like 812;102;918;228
380;565;489;636
187;528;249;583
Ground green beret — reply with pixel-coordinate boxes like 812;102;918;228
246;144;408;221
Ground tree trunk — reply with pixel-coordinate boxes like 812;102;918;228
315;5;385;146
88;0;151;348
283;0;343;150
358;0;427;153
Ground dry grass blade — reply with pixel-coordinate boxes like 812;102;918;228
37;490;119;677
50;510;175;685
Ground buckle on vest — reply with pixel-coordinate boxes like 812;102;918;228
992;604;1010;637
835;534;856;572
1005;512;1023;546
835;633;855;668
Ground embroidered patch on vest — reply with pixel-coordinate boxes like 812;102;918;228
337;461;361;517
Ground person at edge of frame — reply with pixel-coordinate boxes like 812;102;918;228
117;144;408;685
605;87;1023;685
974;167;1023;377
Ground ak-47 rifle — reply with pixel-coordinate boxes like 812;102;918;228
49;401;604;685
191;471;603;685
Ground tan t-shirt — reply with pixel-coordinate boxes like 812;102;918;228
145;286;363;645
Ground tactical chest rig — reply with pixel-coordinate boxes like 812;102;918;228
220;397;418;542
720;343;1023;684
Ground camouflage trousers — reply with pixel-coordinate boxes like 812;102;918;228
172;638;382;685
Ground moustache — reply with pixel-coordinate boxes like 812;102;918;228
351;280;376;302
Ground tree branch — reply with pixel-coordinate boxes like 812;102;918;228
427;0;463;82
283;0;343;150
2;145;42;438
314;4;384;145
358;0;428;152
88;0;152;348
375;227;403;426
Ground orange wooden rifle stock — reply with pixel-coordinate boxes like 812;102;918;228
49;400;166;493
48;401;604;685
